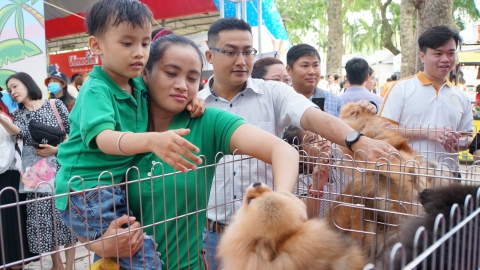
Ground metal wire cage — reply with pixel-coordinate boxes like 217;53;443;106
1;130;480;269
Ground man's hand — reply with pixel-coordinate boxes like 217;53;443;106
351;136;396;161
355;100;377;115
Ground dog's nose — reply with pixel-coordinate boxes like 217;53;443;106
252;182;262;188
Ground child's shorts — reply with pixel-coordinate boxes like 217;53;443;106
57;185;162;270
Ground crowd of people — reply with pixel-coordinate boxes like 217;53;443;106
0;0;478;269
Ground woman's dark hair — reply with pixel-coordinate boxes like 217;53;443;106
6;72;42;108
368;67;374;76
207;18;252;47
70;73;80;84
476;84;480;94
418;25;461;54
146;31;204;72
151;27;166;40
286;44;320;68
251;57;284;79
334;74;339;81
85;0;153;37
74;74;85;90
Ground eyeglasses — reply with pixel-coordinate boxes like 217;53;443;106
210;47;258;59
264;76;292;85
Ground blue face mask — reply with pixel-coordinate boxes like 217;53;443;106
48;82;61;95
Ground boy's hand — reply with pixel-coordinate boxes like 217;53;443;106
187;97;206;118
153;129;202;172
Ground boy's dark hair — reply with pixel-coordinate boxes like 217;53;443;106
334;74;339;81
207;18;252;47
386;78;392;82
345;58;370;85
85;0;153;37
283;125;303;146
320;76;325;79
6;72;42;108
286;44;320;68
146;32;204;72
418;25;461;54
391;74;398;81
252;57;284;79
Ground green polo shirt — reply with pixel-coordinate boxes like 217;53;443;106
127;108;244;270
55;66;149;210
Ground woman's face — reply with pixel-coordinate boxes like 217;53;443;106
263;64;291;85
7;78;29;103
146;45;202;116
365;72;376;91
49;78;66;88
327;75;335;84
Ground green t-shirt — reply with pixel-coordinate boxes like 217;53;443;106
127;108;244;270
55;66;149;210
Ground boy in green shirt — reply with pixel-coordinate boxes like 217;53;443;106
55;0;202;269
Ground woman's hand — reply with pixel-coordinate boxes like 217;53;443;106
187;97;206;118
35;144;58;157
81;215;144;258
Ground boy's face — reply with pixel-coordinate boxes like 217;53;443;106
89;21;152;86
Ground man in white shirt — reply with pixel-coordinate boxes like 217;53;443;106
379;25;473;172
199;17;394;269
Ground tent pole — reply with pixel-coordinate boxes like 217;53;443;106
236;2;241;19
257;0;262;56
220;0;225;18
241;0;247;21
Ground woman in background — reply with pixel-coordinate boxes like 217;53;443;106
252;57;291;85
5;73;76;270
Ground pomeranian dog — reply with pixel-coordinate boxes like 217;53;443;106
339;102;415;155
217;182;368;270
327;102;450;260
384;184;480;269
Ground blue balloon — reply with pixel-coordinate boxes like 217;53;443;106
1;91;19;113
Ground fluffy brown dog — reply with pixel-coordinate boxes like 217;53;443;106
339;102;415;155
327;102;450;260
218;183;368;270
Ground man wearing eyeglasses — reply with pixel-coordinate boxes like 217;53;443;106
198;17;395;269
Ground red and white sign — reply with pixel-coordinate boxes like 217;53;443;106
49;50;102;78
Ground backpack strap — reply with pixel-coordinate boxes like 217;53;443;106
49;99;65;132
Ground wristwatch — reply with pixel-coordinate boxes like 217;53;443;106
345;130;364;151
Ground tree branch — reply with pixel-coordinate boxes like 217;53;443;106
377;0;401;55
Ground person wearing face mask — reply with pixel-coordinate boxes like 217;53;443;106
44;71;76;112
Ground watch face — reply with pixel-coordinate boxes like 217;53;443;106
346;131;360;142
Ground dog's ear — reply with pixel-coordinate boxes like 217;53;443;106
255;239;277;262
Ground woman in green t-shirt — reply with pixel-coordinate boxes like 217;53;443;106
85;30;300;269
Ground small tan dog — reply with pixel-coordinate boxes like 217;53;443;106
217;183;368;270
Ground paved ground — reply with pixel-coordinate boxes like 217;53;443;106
24;244;93;270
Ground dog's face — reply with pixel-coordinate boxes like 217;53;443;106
236;183;307;236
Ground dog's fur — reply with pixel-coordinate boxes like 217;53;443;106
326;102;450;260
218;183;368;270
384;185;480;269
339;102;415;155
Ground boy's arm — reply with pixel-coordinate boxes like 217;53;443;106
96;129;202;172
228;124;299;192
